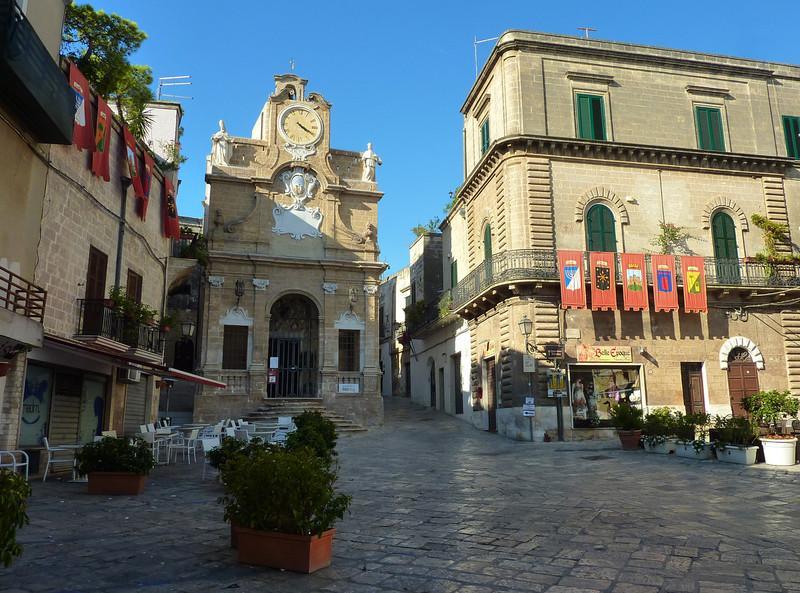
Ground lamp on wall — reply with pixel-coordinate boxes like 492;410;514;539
234;279;245;307
181;320;196;338
518;315;533;340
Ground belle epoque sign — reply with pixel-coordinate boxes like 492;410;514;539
576;344;633;363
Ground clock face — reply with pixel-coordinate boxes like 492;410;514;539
279;106;322;146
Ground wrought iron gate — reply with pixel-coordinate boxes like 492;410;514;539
268;295;319;398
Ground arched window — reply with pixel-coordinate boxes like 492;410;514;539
712;211;740;283
483;224;492;261
585;204;616;252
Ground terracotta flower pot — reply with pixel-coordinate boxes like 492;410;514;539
87;472;147;495
617;429;642;450
236;526;335;573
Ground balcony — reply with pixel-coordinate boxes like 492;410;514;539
0;0;75;144
404;291;456;336
75;299;164;360
0;264;46;354
451;249;800;318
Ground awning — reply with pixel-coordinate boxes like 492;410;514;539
160;368;227;388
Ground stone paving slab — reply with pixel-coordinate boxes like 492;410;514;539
2;397;800;592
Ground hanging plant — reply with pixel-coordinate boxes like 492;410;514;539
650;221;691;254
751;214;789;261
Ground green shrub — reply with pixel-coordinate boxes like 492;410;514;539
207;436;271;479
743;390;800;434
672;412;711;443
221;447;351;536
712;415;758;448
642;407;674;446
75;437;155;475
0;469;31;567
286;411;337;464
609;402;643;431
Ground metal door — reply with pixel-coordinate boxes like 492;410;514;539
486;359;497;432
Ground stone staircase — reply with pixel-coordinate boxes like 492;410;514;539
245;398;367;434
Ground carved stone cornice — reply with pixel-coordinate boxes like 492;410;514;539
456;135;796;203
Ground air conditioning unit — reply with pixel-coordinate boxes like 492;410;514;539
117;368;141;384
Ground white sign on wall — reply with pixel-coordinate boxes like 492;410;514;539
522;396;536;417
523;354;537;373
338;383;360;394
269;357;279;369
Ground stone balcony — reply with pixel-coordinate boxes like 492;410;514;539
74;299;164;362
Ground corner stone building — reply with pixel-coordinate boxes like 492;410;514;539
449;31;800;440
196;75;384;427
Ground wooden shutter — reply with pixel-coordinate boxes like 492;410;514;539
589;95;606;140
222;325;249;369
784;116;800;159
586;204;616;252
122;379;147;436
480;118;490;154
696;107;725;151
126;270;143;303
483;225;492;261
711;212;738;260
576;94;593;139
85;246;108;300
450;260;458;289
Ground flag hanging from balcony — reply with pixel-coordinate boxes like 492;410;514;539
122;126;145;199
681;256;708;313
621;253;649;311
558;250;586;309
69;62;93;151
651;254;678;312
589;252;617;311
137;151;155;221
90;95;112;181
162;176;180;239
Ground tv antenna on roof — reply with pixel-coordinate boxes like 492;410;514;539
577;27;597;39
473;35;500;78
157;75;193;101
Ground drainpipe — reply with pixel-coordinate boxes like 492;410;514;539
115;177;132;288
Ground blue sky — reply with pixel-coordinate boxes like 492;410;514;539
87;0;800;275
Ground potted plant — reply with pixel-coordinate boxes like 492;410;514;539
712;415;759;465
75;436;156;495
609;402;643;450
672;412;712;459
159;314;175;334
0;469;31;567
221;447;351;573
285;411;338;464
743;390;799;466
641;407;675;454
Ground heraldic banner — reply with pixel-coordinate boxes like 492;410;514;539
69;62;93;151
162;176;180;239
122;126;145;199
589;252;617;311
681;255;708;313
558;250;586;309
91;95;112;181
651;254;678;312
620;253;648;311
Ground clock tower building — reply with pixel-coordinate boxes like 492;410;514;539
195;74;385;427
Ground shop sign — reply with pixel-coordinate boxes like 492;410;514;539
522;354;536;373
338;383;359;394
577;344;633;363
547;368;566;398
522;396;536;417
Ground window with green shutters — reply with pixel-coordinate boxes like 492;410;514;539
483;225;492;261
480;118;490;155
585;204;616;252
711;211;740;283
575;94;606;141
450;260;458;290
784;116;800;159
695;106;726;151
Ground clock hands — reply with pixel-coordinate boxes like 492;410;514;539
297;122;313;134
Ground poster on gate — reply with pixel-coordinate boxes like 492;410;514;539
681;255;708;313
558;250;586;309
589;252;617;311
650;254;678;312
620;253;649;311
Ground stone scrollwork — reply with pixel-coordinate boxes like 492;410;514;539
322;282;338;295
272;167;324;241
252;278;270;291
363;285;378;295
208;275;224;288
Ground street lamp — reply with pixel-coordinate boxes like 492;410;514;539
518;315;535;442
180;320;195;338
518;315;533;341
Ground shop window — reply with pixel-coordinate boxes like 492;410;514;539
126;270;143;303
480;117;490;155
569;366;642;429
695;106;725;151
222;325;248;370
585;203;616;252
576;94;606;141
784;115;800;159
338;329;360;372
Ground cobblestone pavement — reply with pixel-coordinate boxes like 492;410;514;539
4;397;800;593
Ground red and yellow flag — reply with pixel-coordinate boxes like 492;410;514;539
90;95;112;181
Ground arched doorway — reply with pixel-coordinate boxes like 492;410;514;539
586;203;616;252
727;347;759;416
712;211;740;282
268;294;319;397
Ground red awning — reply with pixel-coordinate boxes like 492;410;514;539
161;368;227;388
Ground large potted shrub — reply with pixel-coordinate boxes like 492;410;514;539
0;469;31;567
76;437;155;495
712;415;759;465
743;390;799;466
609;402;643;450
641;407;675;454
221;447;351;573
672;412;712;459
286;411;338;464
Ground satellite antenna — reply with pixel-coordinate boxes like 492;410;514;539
577;27;597;39
473;35;500;78
157;75;193;101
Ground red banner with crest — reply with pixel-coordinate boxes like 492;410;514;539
90;95;112;181
137;151;155;220
558;250;586;309
620;253;649;311
651;255;678;312
69;62;93;150
162;176;180;239
681;256;708;313
122;126;145;199
589;252;617;311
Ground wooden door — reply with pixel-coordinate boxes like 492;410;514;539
727;361;759;417
486;359;497;432
85;247;108;300
681;363;705;415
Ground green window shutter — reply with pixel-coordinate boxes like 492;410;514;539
576;94;606;141
585;204;616;252
483;225;492;261
711;212;738;260
450;260;458;289
784;116;800;159
480;119;490;154
696;107;725;151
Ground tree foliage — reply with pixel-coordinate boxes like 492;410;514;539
61;3;154;138
411;217;441;237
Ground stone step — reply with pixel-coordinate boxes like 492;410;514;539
243;399;366;434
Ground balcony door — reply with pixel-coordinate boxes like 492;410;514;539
712;212;740;283
586;204;616;252
83;247;108;334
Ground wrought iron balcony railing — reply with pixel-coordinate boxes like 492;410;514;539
76;299;163;355
451;250;800;310
0;265;46;322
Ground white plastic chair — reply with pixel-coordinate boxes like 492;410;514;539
141;432;161;463
277;416;296;432
139;424;148;434
234;428;251;442
270;431;288;446
42;437;76;482
200;437;220;480
168;429;199;463
224;427;236;439
146;423;156;433
0;450;29;480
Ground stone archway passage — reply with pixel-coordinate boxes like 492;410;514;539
268;294;319;397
